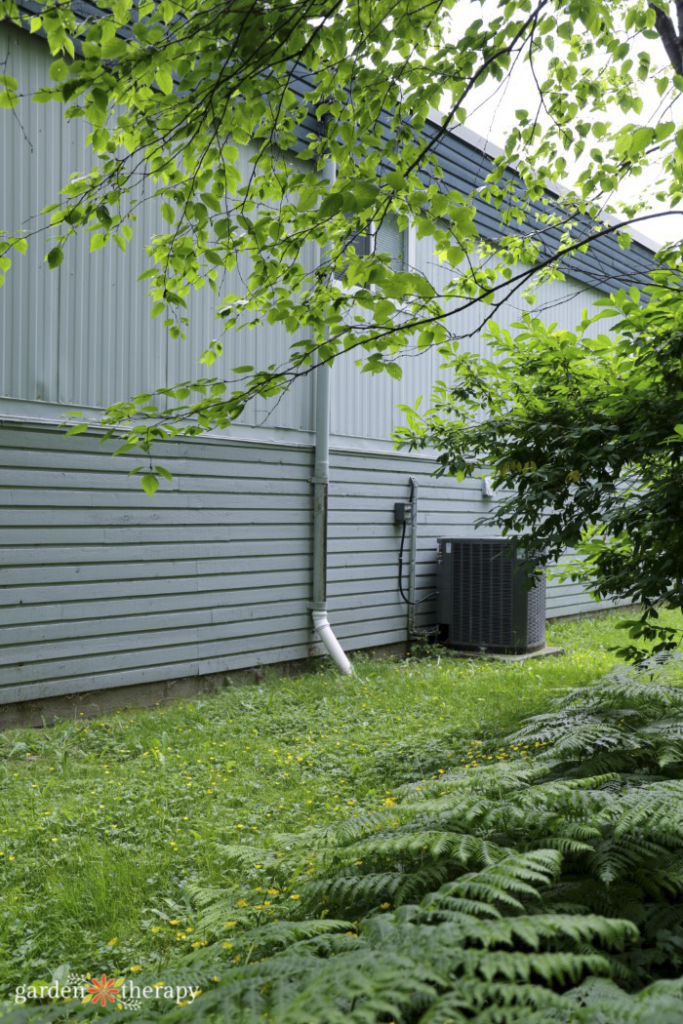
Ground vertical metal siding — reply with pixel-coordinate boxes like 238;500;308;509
0;24;61;405
331;236;609;443
0;21;625;445
0;22;315;434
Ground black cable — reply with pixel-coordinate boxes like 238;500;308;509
397;481;438;607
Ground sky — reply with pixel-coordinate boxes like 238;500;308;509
442;1;683;249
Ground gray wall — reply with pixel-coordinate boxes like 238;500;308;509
0;24;630;705
331;266;611;442
0;21;315;434
0;423;314;703
328;448;617;650
0;422;619;705
2;19;627;450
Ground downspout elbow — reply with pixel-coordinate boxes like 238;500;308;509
312;610;353;676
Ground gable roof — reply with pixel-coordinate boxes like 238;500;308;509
423;114;657;295
13;7;658;296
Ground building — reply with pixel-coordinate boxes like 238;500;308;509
0;16;657;719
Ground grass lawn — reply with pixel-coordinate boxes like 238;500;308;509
0;609;678;997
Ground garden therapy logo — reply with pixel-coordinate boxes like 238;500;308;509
14;971;201;1008
85;975;122;1007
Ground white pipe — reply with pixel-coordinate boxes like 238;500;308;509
310;122;352;676
312;610;353;675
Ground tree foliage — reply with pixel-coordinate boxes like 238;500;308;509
399;275;683;656
3;0;683;624
0;0;679;445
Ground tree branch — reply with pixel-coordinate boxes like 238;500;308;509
649;1;683;75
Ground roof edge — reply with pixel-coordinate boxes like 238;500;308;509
426;109;661;256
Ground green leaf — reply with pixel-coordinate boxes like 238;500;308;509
352;182;379;209
373;299;395;323
155;68;174;95
298;187;318;212
46;246;64;269
49;58;68;83
161;203;175;224
320;193;344;218
385;170;406;190
140;474;160;497
101;37;127;59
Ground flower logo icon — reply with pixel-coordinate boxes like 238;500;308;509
85;974;121;1007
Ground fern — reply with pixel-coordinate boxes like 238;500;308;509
10;657;683;1021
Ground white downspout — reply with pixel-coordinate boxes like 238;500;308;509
311;354;352;675
312;609;352;674
311;131;352;676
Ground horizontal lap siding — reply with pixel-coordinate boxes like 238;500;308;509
327;449;626;649
329;450;497;650
0;425;314;704
0;425;629;705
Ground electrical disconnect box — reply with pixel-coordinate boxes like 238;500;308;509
393;502;410;525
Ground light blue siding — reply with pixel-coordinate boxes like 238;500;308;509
328;450;619;653
0;24;636;706
0;422;622;705
0;424;315;703
0;21;315;434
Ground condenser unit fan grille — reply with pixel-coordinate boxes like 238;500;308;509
452;540;514;649
437;538;546;654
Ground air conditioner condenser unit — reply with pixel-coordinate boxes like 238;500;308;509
436;537;546;654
